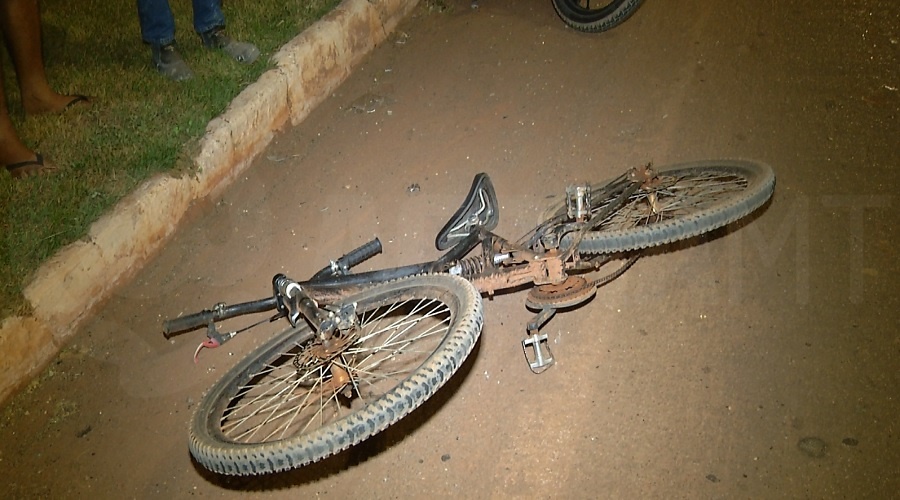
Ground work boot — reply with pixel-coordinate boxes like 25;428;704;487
151;43;194;81
200;28;260;64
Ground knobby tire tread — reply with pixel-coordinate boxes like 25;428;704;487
569;159;775;254
551;0;644;33
189;275;483;475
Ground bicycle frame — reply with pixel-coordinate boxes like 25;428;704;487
167;159;775;476
163;165;655;371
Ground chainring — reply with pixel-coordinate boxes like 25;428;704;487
525;275;596;310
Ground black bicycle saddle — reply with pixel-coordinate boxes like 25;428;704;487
435;173;500;251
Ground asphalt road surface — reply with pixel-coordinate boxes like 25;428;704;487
2;0;898;497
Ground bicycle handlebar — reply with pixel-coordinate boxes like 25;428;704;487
162;296;279;338
311;238;382;281
340;238;382;269
163;239;384;337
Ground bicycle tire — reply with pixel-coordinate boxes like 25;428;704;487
189;275;483;475
549;159;775;254
551;0;644;33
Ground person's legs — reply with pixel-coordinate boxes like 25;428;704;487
0;68;33;166
136;0;176;46
193;0;259;64
0;66;56;177
0;0;88;115
137;0;193;81
191;0;225;35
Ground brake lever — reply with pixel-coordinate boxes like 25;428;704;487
193;337;220;364
193;321;236;364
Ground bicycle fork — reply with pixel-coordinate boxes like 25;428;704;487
273;274;358;339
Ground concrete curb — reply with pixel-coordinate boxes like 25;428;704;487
0;0;419;406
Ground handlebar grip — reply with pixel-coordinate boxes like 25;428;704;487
163;310;215;338
311;238;383;280
337;238;382;270
162;297;280;338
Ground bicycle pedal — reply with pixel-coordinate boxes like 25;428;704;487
522;333;554;374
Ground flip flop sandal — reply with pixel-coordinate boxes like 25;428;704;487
5;153;59;178
63;94;91;112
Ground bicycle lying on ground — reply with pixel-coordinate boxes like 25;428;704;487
163;159;775;476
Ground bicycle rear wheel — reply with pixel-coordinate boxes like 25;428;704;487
548;159;775;254
189;275;483;475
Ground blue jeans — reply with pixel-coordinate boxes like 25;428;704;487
137;0;226;46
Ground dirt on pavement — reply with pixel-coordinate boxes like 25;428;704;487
2;0;898;497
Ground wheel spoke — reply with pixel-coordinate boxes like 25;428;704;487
222;364;325;442
213;289;455;446
592;171;750;230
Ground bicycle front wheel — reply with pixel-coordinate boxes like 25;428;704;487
189;275;483;475
551;0;644;33
550;159;775;254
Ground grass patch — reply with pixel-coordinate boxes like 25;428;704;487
0;0;341;316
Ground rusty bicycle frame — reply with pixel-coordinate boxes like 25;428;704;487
163;163;661;373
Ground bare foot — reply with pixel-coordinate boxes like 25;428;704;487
4;153;59;178
22;92;91;115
